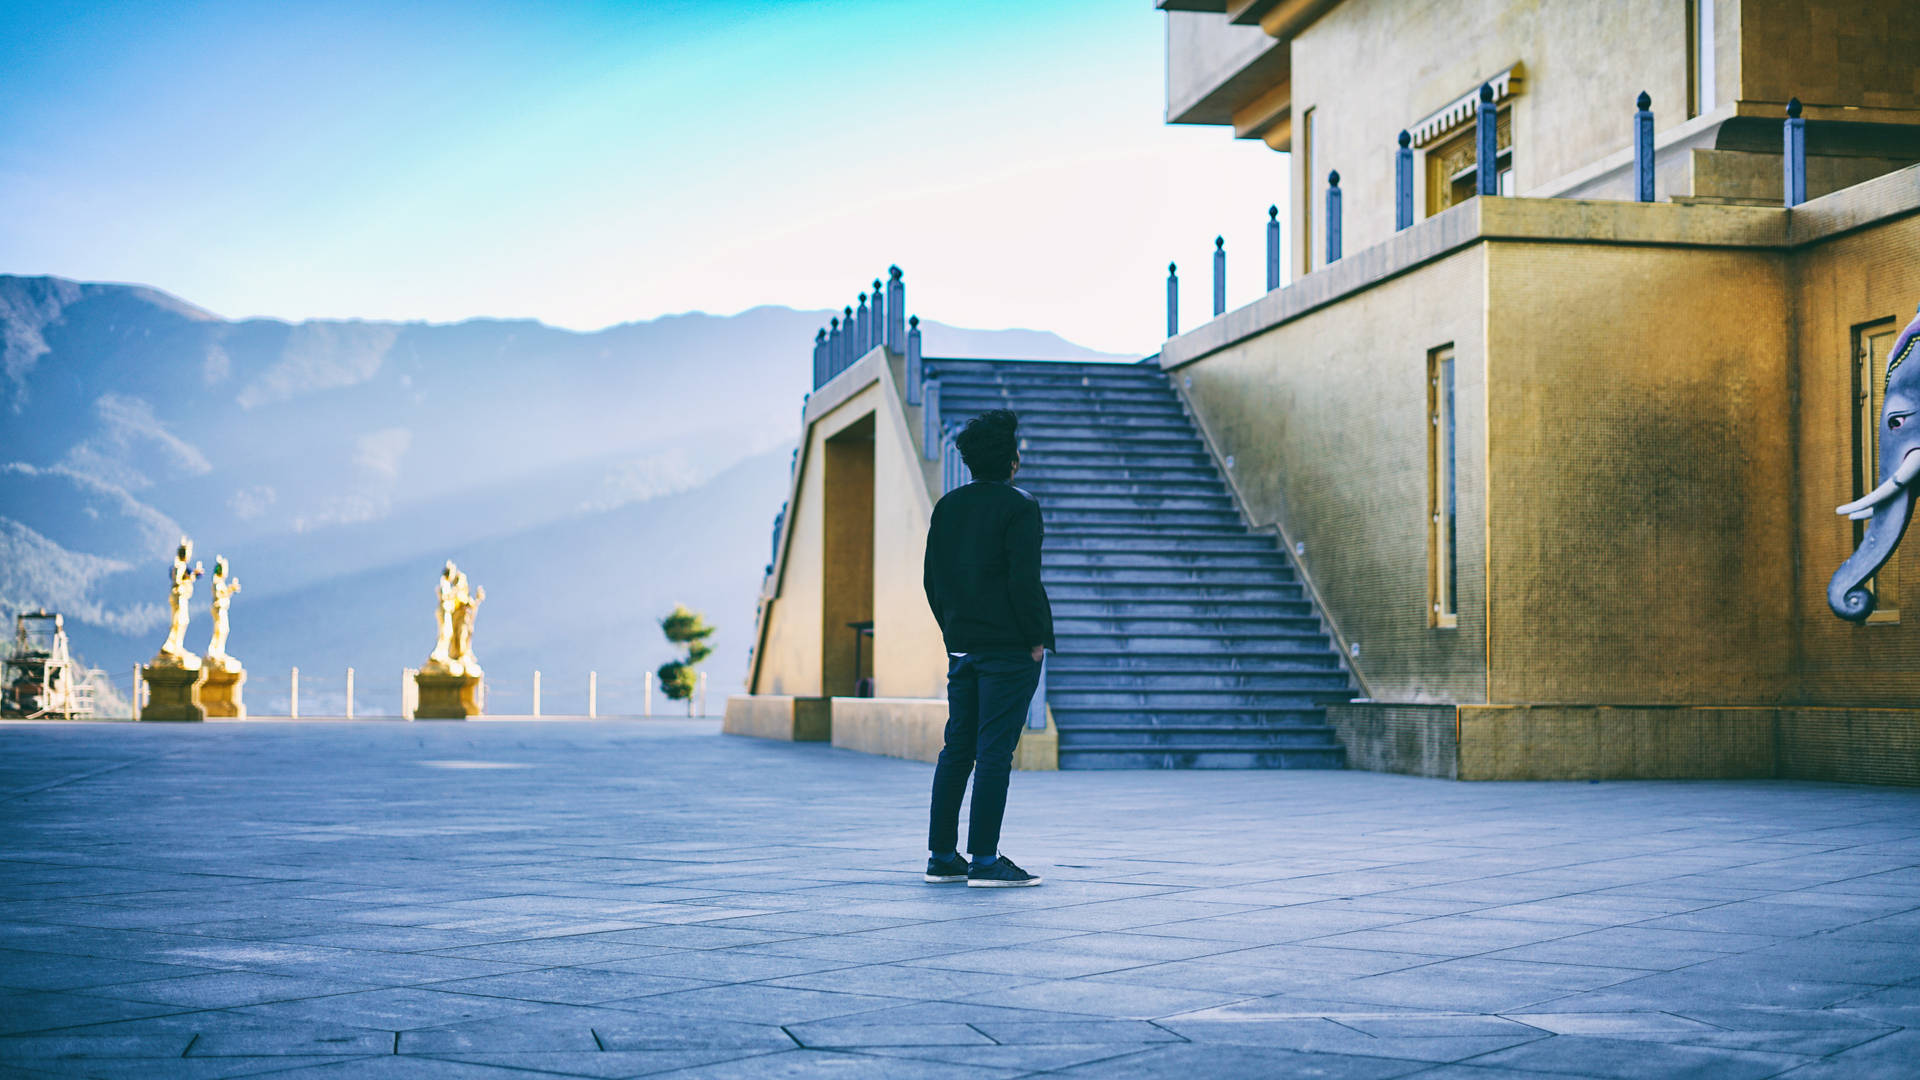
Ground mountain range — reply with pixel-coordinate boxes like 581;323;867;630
0;274;1128;715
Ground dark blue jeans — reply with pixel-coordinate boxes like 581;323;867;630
928;649;1041;857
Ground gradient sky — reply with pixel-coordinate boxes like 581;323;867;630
1;0;1290;355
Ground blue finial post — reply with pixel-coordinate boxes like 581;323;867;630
828;317;842;377
1212;237;1226;317
886;266;905;351
870;279;885;352
906;314;924;406
921;367;940;461
841;306;853;370
1265;206;1280;291
812;328;827;389
1784;97;1806;207
1476;83;1499;197
1395;130;1414;230
1633;92;1655;202
1325;171;1342;264
855;293;870;354
1165;262;1179;338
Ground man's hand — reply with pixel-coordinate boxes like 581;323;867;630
1030;645;1045;662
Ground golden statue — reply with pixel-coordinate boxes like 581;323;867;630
424;560;485;677
453;575;485;675
155;537;204;669
204;556;242;672
428;560;460;668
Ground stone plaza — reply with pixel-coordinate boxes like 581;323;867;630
0;720;1916;1079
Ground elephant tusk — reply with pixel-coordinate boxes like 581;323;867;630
1836;449;1920;516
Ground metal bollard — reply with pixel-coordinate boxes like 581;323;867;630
644;670;654;717
345;667;354;719
532;670;541;717
1212;237;1225;317
589;671;597;718
1325;171;1342;264
1476;83;1498;197
1266;206;1281;289
290;667;299;719
1784;97;1806;207
1395;131;1414;229
1166;262;1179;338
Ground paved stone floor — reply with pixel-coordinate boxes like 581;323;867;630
0;721;1917;1079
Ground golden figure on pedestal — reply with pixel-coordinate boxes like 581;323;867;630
143;536;209;721
199;555;248;718
417;559;485;718
154;537;204;670
204;556;242;671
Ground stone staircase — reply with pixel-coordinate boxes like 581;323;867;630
928;358;1351;770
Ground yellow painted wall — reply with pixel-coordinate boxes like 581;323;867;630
1288;0;1705;274
870;365;948;700
1484;242;1795;705
1789;211;1920;705
1738;0;1920;110
822;419;875;698
750;351;947;702
1179;246;1489;703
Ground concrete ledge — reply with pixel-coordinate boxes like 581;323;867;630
722;695;830;742
1326;703;1457;779
1458;706;1774;781
1161;165;1920;371
1334;702;1920;785
830;697;1057;770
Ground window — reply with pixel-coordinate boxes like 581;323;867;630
1853;318;1901;623
1687;0;1716;118
1429;345;1459;628
1300;107;1315;274
1425;106;1511;216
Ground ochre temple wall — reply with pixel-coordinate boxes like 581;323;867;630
1287;0;1716;272
1484;241;1795;705
749;352;946;703
1177;246;1490;705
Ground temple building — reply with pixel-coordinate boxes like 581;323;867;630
727;0;1920;784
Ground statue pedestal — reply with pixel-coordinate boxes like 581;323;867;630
415;669;482;719
141;662;208;722
201;661;246;719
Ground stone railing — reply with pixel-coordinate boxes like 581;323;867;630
1166;90;1818;336
813;266;908;389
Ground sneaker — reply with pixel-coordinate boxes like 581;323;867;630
924;853;970;883
967;855;1042;888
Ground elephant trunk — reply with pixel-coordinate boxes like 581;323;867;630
1828;486;1914;621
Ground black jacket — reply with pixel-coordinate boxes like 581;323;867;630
923;479;1056;654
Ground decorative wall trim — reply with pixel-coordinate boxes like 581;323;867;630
1410;63;1524;148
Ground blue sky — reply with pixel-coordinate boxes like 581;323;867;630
1;0;1289;354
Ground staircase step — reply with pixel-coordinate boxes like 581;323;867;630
1044;509;1243;527
1054;616;1328;635
1052;653;1342;672
1057;747;1348;770
1027;480;1231;499
1051;689;1352;709
1044;551;1287;570
1059;630;1328;645
1021;467;1223;484
1061;727;1344;749
941;397;1187;419
1045;535;1278;554
1051;705;1337;723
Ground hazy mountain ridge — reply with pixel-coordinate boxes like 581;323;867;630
0;274;1130;711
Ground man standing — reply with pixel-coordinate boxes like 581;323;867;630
922;409;1054;888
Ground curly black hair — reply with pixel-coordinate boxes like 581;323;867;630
955;409;1019;482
